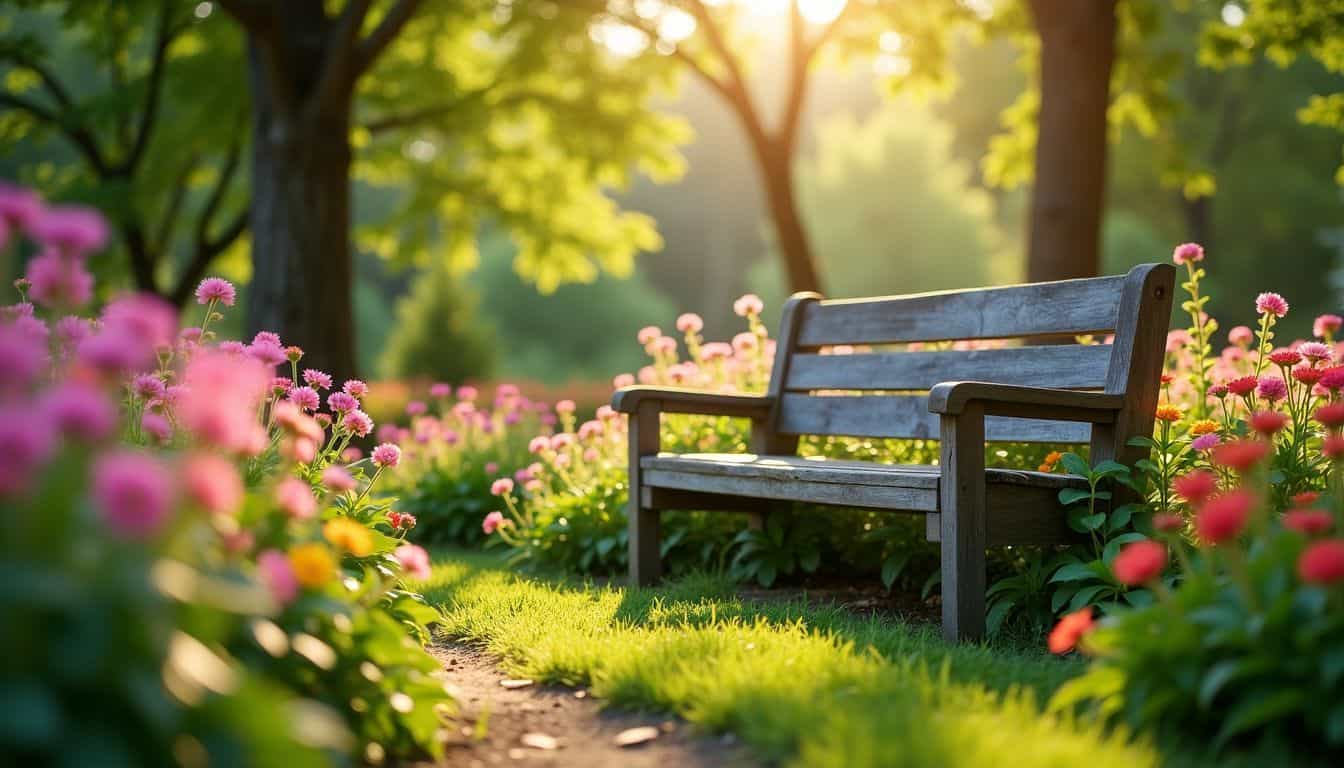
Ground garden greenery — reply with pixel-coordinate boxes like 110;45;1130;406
0;182;451;765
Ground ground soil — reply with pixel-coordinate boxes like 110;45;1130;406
426;643;757;768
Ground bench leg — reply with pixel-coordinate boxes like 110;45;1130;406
939;407;987;643
629;504;662;586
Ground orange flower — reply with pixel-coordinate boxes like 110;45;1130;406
323;517;373;557
1048;608;1095;655
1038;451;1063;473
1155;403;1183;422
1189;419;1219;436
289;543;337;588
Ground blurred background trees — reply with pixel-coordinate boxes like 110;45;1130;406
2;0;1341;384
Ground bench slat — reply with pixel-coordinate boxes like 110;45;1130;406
796;275;1125;347
784;345;1112;392
775;393;1092;442
641;453;940;488
641;468;939;512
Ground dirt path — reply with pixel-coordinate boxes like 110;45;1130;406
428;643;757;768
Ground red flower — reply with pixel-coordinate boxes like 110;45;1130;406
1160;373;1175;385
1326;436;1344;460
1321;367;1344;391
1047;608;1095;655
1269;349;1302;367
1314;402;1344;429
1112;540;1168;586
1226;376;1259;397
1208;383;1230;398
1293;365;1324;386
1283;509;1333;536
1248;410;1289;436
1196;490;1253;544
1298;539;1344;585
1211;440;1269;472
1292;491;1321;507
1172;470;1218;506
1153;513;1184;533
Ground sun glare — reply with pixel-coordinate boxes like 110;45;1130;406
797;0;846;24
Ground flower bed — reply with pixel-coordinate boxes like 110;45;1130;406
0;182;450;765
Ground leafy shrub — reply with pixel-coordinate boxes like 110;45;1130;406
378;259;495;383
0;183;451;764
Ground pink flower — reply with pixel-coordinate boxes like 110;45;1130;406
219;340;246;355
1171;242;1204;265
733;293;764;317
0;406;55;496
458;385;479;401
1112;540;1168;585
28;204;108;256
342;447;363;462
406;400;427;416
26;252;93;308
732;332;758;353
1298;341;1332;362
612;373;635;389
393;543;432;581
1256;377;1288;402
342;379;368;398
1196;490;1252;544
676;313;704;333
1255;292;1289;318
132;373;166;401
253;332;281;347
1314;314;1343;339
491;478;514;496
1228;326;1254;347
257;549;299;605
1298;539;1344;585
327;391;357;413
246;341;287;368
194;277;236;306
271;377;294;396
429;382;451;398
578;420;603;440
556;399;576;414
1322;367;1344;391
275;477;317;519
42;382;116;442
141;411;172;443
178;351;270;451
183;453;243;514
371;442;401;468
92;451;175;538
1191;433;1221;452
54;315;91;348
321;465;357;492
301;369;332;390
482;510;507;534
1284;509;1333;536
1165;329;1192;353
287;386;320;412
0;321;48;393
0;183;43;231
102;293;179;351
342;409;374;437
528;436;550;454
636;326;661;345
596;405;617;421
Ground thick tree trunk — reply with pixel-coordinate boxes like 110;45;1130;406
1026;0;1117;283
756;142;823;295
243;34;357;383
1180;195;1212;253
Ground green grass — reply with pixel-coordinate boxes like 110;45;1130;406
420;549;1305;768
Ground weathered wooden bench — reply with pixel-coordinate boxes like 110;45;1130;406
612;264;1174;642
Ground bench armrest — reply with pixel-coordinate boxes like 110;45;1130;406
612;386;774;419
927;382;1123;423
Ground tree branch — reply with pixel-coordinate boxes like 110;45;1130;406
0;92;110;174
154;152;201;253
683;0;769;144
122;0;179;175
171;205;248;305
355;0;422;74
122;222;161;293
308;0;373;117
214;0;273;36
196;133;244;245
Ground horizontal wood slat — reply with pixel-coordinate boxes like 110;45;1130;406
796;275;1125;347
775;394;1092;443
641;453;939;488
641;469;939;512
784;345;1113;392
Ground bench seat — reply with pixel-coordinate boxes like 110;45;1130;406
640;452;1087;545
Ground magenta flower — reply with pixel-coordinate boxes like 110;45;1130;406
342;379;369;398
1191;433;1221;452
302;369;332;390
491;478;514;496
183;453;244;515
257;549;299;605
394;543;432;581
178;350;270;452
246;341;287;368
1314;314;1343;340
141;411;173;444
93;451;175;538
1255;292;1289;318
252;331;281;347
327;391;357;414
275;477;317;519
0;406;55;496
371;442;401;468
341;409;374;437
42;382;116;443
0;183;43;231
132;373;166;401
0;321;48;393
1257;377;1288;402
733;293;764;317
482;511;507;534
54;315;90;348
287;386;320;412
195;277;236;307
406;400;427;416
1171;242;1205;265
26;252;93;308
28;204;108;256
676;313;704;333
1299;341;1332;362
321;465;357;492
219;340;246;355
102;293;179;352
491;384;514;399
341;447;363;462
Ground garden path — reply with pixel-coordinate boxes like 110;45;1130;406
428;643;756;767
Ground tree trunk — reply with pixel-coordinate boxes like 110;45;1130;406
758;143;823;294
1180;194;1212;253
243;33;357;383
1026;0;1117;283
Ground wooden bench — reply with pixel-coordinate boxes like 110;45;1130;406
612;264;1174;642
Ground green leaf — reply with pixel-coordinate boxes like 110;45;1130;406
1068;584;1110;612
1050;562;1100;583
1198;658;1271;710
1092;460;1130;478
1213;689;1305;749
756;563;777;587
1059;453;1091;477
1058;488;1094;506
1068;508;1107;533
798;550;821;573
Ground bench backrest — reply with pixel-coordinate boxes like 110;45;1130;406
761;264;1175;458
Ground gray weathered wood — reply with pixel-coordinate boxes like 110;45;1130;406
927;382;1124;420
641;486;772;513
612;387;773;418
796;274;1125;348
641;453;939;488
1093;263;1175;466
627;400;662;586
940;404;986;643
785;345;1112;392
761;292;822;454
926;478;1088;546
641;468;939;512
775;393;1093;443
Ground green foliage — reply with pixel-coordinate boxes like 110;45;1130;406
378;258;496;383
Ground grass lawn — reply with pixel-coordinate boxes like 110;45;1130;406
420;548;1311;768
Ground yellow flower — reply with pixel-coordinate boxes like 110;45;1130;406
289;543;337;588
1155;403;1183;423
1190;419;1219;435
323;517;374;557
